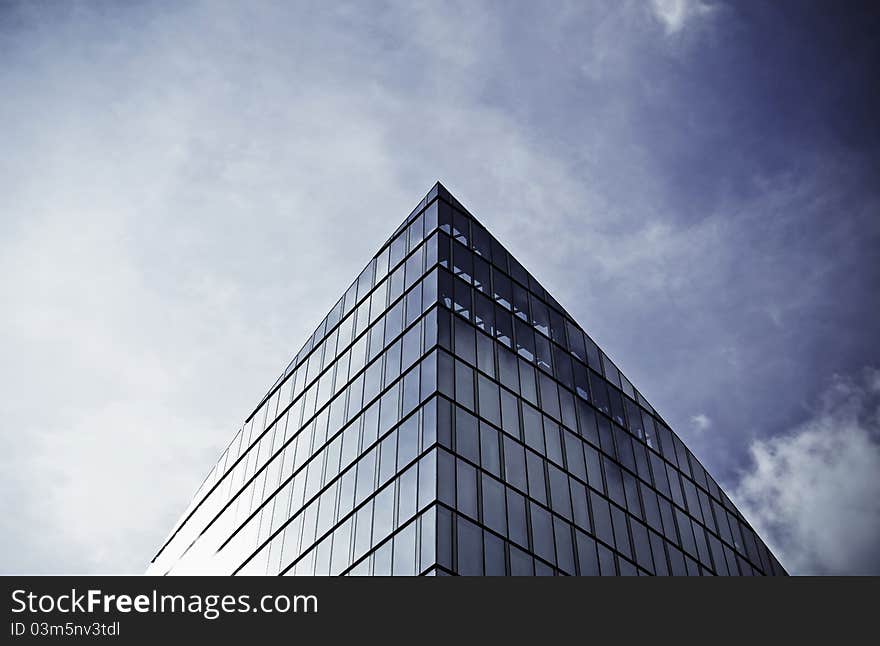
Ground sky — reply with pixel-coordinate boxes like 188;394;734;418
1;0;878;575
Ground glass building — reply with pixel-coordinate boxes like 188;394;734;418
147;182;786;576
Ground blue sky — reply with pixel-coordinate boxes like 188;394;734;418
1;0;878;574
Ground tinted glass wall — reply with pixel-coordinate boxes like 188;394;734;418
148;182;786;576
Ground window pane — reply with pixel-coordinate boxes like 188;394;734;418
506;487;528;547
455;406;479;463
481;473;506;535
526;451;547;505
454;359;475;411
456;458;478;519
484;531;506;576
503;435;527;492
576;529;600;575
480;423;501;477
457;516;483;575
529;502;555;564
554;516;575;574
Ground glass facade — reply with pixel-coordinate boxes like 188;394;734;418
147;182;786;576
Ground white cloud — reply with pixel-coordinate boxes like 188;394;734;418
690;413;712;433
650;0;714;35
732;368;880;574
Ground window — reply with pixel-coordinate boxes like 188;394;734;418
529;502;555;564
437;351;454;399
405;281;423;328
397;465;417;526
603;456;625;508
474;292;494;335
526;451;547;505
456;459;478;519
650;531;670;576
538;373;560;421
420;506;436;572
456;516;483;575
484;531;506;576
506;488;528;547
402;364;420;415
531;296;550;337
378;382;400;436
452;210;469;246
437;449;455;506
408;212;424;250
521;402;544;453
452;241;473;283
362;361;382;408
534;332;552;374
405;245;424;292
455;406;479;463
553;517;575;574
500;389;520;439
495;305;513;348
514;318;535;362
641;482;663;533
491;238;509;273
477;374;501;427
454;359;475;411
509;544;534;576
471;222;491;259
576;530;600;575
415;450;435;513
563;429;586;479
378;430;397;486
392;520;417;576
610;505;632;559
570;479;590;532
353;501;373;561
548;464;572;520
338;467;357;519
372;483;395;547
573;366;590;402
355;447;377;505
503;436;527;492
493;270;512;310
473;255;491;293
479;423;501;477
383;339;401;386
420;398;437;453
509;257;528;288
389;230;408;269
372;540;392;576
438;267;453;309
512;282;530;321
453;278;471;320
519;359;537;404
397;415;419;469
498;346;519;392
675;508;698;558
590;491;614;547
481;473;506;534
453;316;476;365
590;371;610;415
476;332;495;379
566;321;586;363
420;351;436;402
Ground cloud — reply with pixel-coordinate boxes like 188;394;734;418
650;0;714;35
732;368;880;575
690;413;712;433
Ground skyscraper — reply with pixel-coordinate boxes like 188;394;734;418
148;182;786;576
